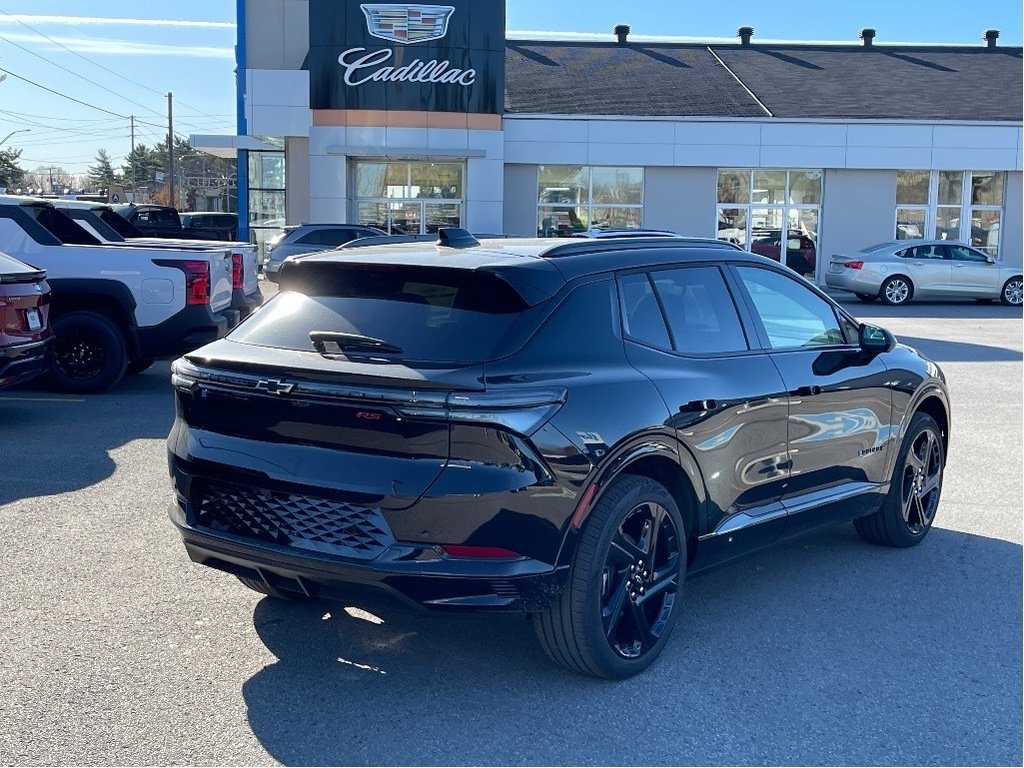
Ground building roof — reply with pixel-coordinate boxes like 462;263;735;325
504;42;1024;121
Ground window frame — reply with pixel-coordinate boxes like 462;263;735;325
728;263;857;353
352;160;465;235
615;262;760;359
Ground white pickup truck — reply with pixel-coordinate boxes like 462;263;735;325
53;199;262;320
0;195;238;393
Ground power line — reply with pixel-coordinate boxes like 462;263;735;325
0;33;168;120
0;66;127;118
0;8;228;121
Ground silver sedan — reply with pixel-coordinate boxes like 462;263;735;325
826;240;1023;306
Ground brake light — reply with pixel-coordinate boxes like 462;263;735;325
183;261;210;305
844;260;864;270
440;545;523;560
231;253;243;290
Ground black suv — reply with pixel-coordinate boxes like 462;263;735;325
167;233;950;679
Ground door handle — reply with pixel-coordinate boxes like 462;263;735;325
794;385;822;397
680;399;717;413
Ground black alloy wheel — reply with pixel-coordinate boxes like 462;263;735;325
50;311;128;394
855;412;943;547
534;475;686;679
881;276;913;306
1001;277;1023;306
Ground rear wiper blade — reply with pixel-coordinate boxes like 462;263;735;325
309;330;404;356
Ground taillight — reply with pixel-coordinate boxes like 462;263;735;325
231;253;243;290
844;260;864;270
156;259;210;305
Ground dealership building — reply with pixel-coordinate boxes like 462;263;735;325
194;0;1024;282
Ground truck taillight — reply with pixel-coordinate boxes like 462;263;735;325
157;259;211;305
231;253;243;290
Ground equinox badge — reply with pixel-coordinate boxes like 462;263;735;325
255;379;296;395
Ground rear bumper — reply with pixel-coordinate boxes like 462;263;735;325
170;499;568;613
0;336;52;388
232;287;263;320
136;306;240;359
825;269;880;294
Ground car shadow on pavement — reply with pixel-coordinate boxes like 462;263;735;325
241;525;1022;766
0;363;175;505
894;335;1023;363
838;297;1024;320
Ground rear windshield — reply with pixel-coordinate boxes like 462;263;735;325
25;206;101;245
231;263;529;364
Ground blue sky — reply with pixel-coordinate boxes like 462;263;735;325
0;0;1019;180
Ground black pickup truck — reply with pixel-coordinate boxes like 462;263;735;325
112;204;237;241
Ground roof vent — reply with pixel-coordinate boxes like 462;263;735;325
614;24;630;44
860;28;876;47
737;26;754;46
984;29;999;48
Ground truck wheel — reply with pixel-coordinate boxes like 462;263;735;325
50;311;128;394
533;475;686;679
126;358;156;376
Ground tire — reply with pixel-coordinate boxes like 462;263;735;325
50;311;128;394
854;412;944;548
236;575;314;602
1000;276;1023;306
534;475;686;679
880;276;913;306
855;293;878;303
125;358;156;376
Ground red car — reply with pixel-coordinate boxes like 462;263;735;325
0;251;52;389
750;230;817;275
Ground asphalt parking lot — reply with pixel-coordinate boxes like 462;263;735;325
1;298;1020;766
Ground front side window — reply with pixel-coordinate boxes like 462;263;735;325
736;267;845;350
538;166;643;236
945;244;989;263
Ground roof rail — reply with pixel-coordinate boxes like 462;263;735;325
539;236;741;259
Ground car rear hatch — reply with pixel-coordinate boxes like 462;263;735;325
171;260;560;519
0;254;49;341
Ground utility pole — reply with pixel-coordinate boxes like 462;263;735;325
129;115;136;194
167;92;175;209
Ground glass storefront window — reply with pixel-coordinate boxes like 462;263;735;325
971;171;1004;205
935;207;960;240
971;210;1000;256
353;160;465;234
248;153;285;189
896;208;926;240
247;150;286;265
896;171;930;205
937;171;963;205
537;166;643;236
715;169;822;278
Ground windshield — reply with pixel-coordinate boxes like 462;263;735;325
231;263;528;365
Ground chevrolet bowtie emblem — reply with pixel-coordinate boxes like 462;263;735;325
255;379;296;395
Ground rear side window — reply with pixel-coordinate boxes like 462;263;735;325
619;273;671;350
232;264;528;365
649;267;749;354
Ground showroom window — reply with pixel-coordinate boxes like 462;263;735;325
895;170;1005;256
537;166;643;236
353;161;463;234
716;169;822;277
248;149;285;262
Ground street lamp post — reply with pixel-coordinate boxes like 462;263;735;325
0;128;30;147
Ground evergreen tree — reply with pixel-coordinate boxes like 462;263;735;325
88;149;117;191
0;148;27;189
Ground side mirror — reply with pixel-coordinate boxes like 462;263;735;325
787;238;802;250
859;323;896;353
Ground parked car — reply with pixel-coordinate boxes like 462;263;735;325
263;224;387;281
180;212;238;241
113;204;236;242
56;201;262;321
168;231;951;679
0;250;52;388
573;228;681;239
826;240;1023;306
0;195;238;392
750;229;817;275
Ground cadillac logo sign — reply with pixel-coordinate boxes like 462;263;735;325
360;4;455;45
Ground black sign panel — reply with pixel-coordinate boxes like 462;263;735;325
309;0;505;114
